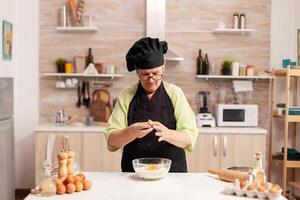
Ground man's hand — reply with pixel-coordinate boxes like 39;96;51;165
128;122;153;139
152;121;170;142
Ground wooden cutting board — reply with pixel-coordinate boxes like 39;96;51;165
90;89;112;122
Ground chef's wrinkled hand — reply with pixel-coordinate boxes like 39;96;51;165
152;121;170;142
128;122;153;139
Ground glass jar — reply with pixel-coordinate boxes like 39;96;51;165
246;65;255;76
82;15;96;27
39;164;56;197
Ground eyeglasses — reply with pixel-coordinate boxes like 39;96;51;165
138;73;163;81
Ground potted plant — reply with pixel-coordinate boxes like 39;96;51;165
221;60;233;75
55;58;66;73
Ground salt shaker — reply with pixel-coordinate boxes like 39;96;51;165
239;12;246;29
233;12;239;29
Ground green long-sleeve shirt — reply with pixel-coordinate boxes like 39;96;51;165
105;82;198;152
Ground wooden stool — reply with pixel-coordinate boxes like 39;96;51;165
289;182;300;200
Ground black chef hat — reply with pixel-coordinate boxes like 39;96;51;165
126;37;168;72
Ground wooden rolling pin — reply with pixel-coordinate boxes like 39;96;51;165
208;169;249;182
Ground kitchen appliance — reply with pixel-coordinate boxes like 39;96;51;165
197;91;216;127
216;104;258;127
0;78;15;200
146;0;183;61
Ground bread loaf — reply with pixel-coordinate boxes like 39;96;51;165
68;0;79;26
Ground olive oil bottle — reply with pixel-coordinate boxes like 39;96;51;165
196;49;203;75
250;151;266;184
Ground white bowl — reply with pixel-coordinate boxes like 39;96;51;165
132;158;171;180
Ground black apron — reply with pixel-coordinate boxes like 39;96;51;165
121;82;187;172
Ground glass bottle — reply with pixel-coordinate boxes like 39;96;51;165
39;163;56;197
196;49;203;75
203;53;210;75
250;151;266;184
86;47;94;68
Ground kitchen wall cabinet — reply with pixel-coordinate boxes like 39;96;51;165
186;133;266;173
35;131;121;185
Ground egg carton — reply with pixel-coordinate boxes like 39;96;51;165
224;180;282;200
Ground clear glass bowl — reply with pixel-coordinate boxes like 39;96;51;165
132;158;171;180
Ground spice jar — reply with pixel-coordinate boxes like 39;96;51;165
233;12;239;29
239;65;246;76
246;65;255;76
82;15;96;27
65;63;73;74
239;12;246;29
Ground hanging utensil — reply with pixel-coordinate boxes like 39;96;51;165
76;81;81;107
86;82;91;108
82;81;87;106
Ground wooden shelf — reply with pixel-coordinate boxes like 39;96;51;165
196;75;274;80
56;27;98;32
212;28;254;34
272;156;300;168
42;73;123;78
273;112;300;122
269;67;300;195
274;69;300;77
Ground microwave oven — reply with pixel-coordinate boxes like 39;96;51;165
215;104;258;127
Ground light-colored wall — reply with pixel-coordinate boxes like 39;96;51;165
14;0;39;188
39;0;271;128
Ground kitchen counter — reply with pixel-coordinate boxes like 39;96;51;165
36;124;267;134
198;127;267;134
24;172;286;200
35;124;107;132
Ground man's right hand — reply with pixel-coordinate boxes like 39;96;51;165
128;122;154;138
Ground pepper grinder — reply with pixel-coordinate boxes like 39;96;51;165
57;151;68;180
67;148;75;176
57;136;69;179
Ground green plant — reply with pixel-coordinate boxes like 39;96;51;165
55;58;65;67
222;60;233;70
55;58;66;73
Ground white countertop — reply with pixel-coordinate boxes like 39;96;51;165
198;127;267;134
35;124;106;132
24;172;285;200
36;124;267;134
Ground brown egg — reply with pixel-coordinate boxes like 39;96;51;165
239;180;246;189
53;178;63;186
64;176;75;185
272;184;281;190
257;185;266;192
75;181;83;192
56;184;66;195
83;180;92;190
260;182;268;188
269;187;279;194
66;183;76;194
247;184;256;191
78;173;86;181
74;175;83;183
